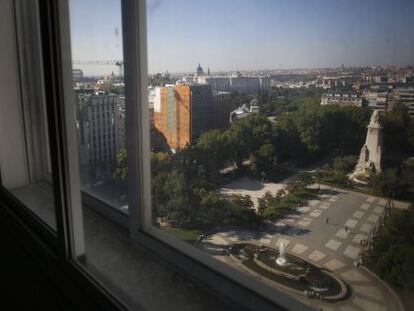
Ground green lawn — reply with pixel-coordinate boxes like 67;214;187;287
162;227;203;244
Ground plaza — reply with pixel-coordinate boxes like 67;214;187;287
202;178;411;311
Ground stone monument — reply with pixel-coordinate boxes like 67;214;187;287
350;110;383;181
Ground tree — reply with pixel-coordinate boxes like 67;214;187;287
195;129;228;179
225;114;272;168
152;170;195;225
198;190;229;226
227;194;262;228
296;172;313;189
367;209;414;293
370;169;400;198
113;148;127;183
383;104;412;154
250;143;278;176
257;191;277;216
333;155;357;173
228;194;254;210
286;172;312;193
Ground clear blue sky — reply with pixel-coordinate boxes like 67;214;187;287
69;0;414;75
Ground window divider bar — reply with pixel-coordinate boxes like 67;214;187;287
121;0;151;239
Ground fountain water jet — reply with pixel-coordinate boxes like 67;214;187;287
276;242;287;266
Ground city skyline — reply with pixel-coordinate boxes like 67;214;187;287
70;0;414;75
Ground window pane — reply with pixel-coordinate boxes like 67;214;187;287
147;1;414;310
68;3;245;310
70;0;127;214
0;0;56;230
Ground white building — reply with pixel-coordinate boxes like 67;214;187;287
72;69;83;81
198;75;270;94
230;102;259;123
320;93;363;107
199;76;231;92
392;84;414;117
362;88;389;113
148;86;156;110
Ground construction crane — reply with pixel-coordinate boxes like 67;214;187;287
72;60;124;77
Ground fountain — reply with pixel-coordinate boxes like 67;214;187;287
276;242;287;266
230;243;349;301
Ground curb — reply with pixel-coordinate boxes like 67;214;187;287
360;266;405;311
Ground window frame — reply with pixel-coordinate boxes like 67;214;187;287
0;0;58;247
1;0;312;310
0;1;128;310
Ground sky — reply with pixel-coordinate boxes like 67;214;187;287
69;0;414;76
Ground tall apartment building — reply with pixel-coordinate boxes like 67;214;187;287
154;84;213;150
88;93;119;166
75;91;121;179
74;88;95;167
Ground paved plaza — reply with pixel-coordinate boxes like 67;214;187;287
205;178;411;311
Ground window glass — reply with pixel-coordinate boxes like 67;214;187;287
67;0;414;310
70;0;127;212
146;0;414;310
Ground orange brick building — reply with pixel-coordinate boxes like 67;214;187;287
154;84;213;150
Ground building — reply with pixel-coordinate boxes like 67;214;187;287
212;91;233;130
320;93;363;107
148;86;156;126
74;88;95;167
154;84;213;150
389;84;414;117
72;69;83;81
115;96;126;151
74;91;121;179
230;101;259;123
375;75;388;83
200;76;231;92
318;76;359;89
196;63;204;76
195;64;270;94
362;85;390;113
87;93;119;168
198;75;271;94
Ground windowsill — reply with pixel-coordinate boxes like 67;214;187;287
6;184;242;310
9;182;56;230
81;208;241;311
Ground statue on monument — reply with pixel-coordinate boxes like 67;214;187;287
349;110;383;182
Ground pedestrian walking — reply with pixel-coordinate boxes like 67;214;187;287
326;217;329;224
345;225;348;232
